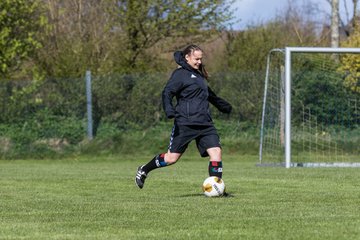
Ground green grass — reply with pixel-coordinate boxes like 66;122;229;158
1;153;360;239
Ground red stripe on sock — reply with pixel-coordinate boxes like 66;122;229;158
211;161;218;166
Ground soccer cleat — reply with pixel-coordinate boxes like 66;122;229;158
135;165;147;189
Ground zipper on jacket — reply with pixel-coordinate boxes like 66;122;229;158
186;102;190;118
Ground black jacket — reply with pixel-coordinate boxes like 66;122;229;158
162;51;232;126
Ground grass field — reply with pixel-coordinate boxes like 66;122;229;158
1;153;360;240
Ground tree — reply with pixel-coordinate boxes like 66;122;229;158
338;30;360;93
35;0;234;77
225;3;323;72
331;0;340;48
107;0;234;73
219;2;327;123
351;0;358;30
36;0;117;77
0;0;47;79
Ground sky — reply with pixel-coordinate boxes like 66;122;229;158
231;0;355;30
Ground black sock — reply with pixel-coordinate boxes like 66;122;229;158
142;153;168;174
209;161;223;178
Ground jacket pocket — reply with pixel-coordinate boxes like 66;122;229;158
175;101;189;118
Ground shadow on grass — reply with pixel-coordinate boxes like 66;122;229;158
179;192;235;198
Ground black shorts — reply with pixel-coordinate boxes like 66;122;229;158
168;124;221;157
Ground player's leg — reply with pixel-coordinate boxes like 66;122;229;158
135;151;182;189
142;151;182;173
200;131;229;196
135;124;189;189
195;126;223;179
206;146;229;197
142;123;185;171
206;147;223;179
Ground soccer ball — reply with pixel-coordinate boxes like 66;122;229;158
202;176;225;197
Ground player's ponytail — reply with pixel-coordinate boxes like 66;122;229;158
199;64;209;80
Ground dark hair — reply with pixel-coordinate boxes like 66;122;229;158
182;44;209;80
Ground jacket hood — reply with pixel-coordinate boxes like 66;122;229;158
174;51;193;72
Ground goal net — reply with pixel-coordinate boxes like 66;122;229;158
259;47;360;168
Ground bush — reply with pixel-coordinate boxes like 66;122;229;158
0;110;85;159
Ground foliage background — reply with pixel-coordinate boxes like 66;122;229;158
0;0;359;158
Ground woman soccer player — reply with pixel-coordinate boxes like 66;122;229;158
135;44;232;189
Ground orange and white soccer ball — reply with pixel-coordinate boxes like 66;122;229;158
202;176;225;197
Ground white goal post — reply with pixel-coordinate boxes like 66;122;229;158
260;47;360;168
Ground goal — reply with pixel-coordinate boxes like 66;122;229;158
259;47;360;168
